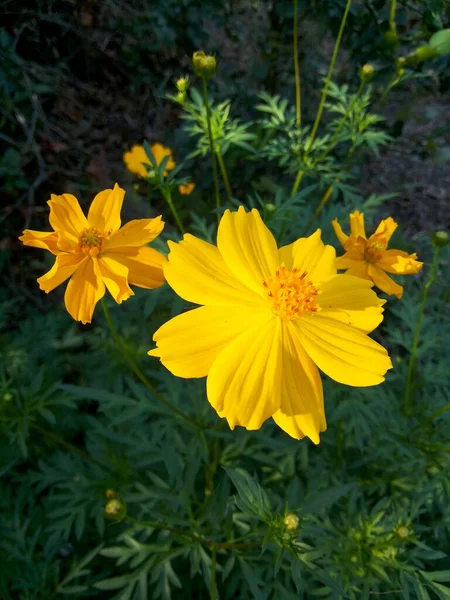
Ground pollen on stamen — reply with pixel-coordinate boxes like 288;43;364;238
262;266;320;320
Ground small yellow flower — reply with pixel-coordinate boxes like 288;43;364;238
19;184;166;324
175;76;190;93
178;182;196;196
148;207;392;443
123;143;176;179
284;514;299;531
332;211;423;299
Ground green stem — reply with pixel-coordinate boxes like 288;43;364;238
404;247;440;416
293;0;301;133
100;298;197;427
301;185;334;236
162;186;184;234
305;0;353;153
389;0;397;32
216;151;232;200
210;545;217;600
202;78;221;217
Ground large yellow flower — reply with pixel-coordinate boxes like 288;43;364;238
332;211;423;299
19;184;166;324
148;207;392;443
123;143;176;179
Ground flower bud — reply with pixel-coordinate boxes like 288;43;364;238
284;513;299;531
433;231;449;248
175;91;186;105
105;498;127;521
414;46;440;62
396;56;406;67
264;203;276;215
192;50;217;79
105;489;117;500
175;76;189;93
384;29;399;47
3;391;13;402
360;64;375;81
396;525;410;539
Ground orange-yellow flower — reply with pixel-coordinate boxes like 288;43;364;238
19;184;166;324
123;143;176;179
178;182;196;195
332;211;423;298
148;207;392;443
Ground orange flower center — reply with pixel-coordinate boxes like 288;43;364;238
78;227;104;257
364;237;387;263
263;266;319;320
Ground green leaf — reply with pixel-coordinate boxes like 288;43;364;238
224;467;272;521
429;29;450;55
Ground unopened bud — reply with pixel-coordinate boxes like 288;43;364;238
396;526;410;539
384;29;399;47
3;391;13;402
284;513;299;531
105;498;127;521
396;56;406;67
192;50;217;79
175;91;186;104
264;203;276;215
433;231;449;248
360;64;375;80
175;76;189;93
414;46;440;62
105;489;117;499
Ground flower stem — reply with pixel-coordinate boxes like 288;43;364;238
202;77;221;217
293;0;301;133
210;545;217;600
162;186;184;234
404;246;440;416
305;0;352;152
301;185;334;236
216;150;232;200
389;0;397;33
100;298;197;427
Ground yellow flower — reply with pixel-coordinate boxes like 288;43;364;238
19;184;166;324
332;211;423;299
123;143;176;179
178;182;196;196
148;207;392;443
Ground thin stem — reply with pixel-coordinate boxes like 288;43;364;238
389;0;397;32
293;0;301;133
210;545;217;600
162;186;184;234
290;169;305;198
301;185;334;236
30;423;113;473
306;0;353;152
216;151;232;200
404;247;440;416
100;298;197;427
202;78;221;217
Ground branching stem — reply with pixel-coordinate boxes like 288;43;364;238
202;78;221;218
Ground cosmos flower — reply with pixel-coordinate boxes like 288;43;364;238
149;207;392;443
19;184;165;323
123;143;176;179
332;211;423;298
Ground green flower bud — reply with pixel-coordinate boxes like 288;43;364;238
433;231;449;248
175;91;186;104
175;76;190;93
396;525;410;539
105;489;117;500
396;56;406;67
284;513;299;531
384;29;399;47
414;46;440;62
3;391;13;402
192;50;217;79
264;203;276;215
360;64;375;81
105;498;127;521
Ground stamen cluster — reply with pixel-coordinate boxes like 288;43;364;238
263;266;319;320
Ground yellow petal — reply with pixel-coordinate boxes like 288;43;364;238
87;183;125;234
19;230;60;255
368;264;403;298
207;316;282;430
151;142;175;171
148;306;268;378
373;217;397;242
106;246;165;289
38;253;87;293
98;256;134;304
295;315;392;387
280;230;336;282
48;193;88;240
272;323;326;444
377;250;423;275
331;218;349;248
123;145;151;178
178;182;195;195
217;207;279;296
105;216;164;250
318;275;385;333
349;211;366;239
164;234;264;307
64;257;105;324
342;259;372;281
